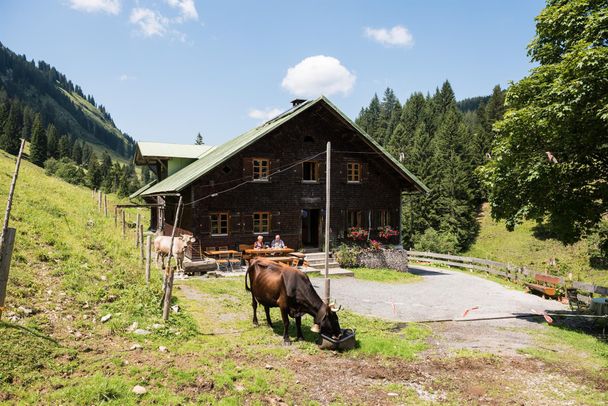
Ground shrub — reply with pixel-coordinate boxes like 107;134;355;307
413;228;458;254
587;220;608;267
334;243;362;268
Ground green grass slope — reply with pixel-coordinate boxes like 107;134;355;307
465;204;607;286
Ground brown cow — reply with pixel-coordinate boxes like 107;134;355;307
154;234;196;271
245;258;342;345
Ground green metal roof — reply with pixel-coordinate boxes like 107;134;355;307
141;96;428;196
129;179;157;199
134;142;215;164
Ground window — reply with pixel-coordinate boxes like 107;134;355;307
252;159;269;181
347;210;362;228
253;212;271;234
347;162;361;183
377;210;390;227
302;161;320;182
210;212;229;235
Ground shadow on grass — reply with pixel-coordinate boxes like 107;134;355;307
0;321;60;345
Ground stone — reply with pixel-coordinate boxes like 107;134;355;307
265;364;273;370
387;392;398;397
133;329;151;335
130;344;143;351
17;306;33;316
100;314;112;323
151;323;163;330
132;385;147;395
171;305;180;313
158;346;168;353
127;322;139;332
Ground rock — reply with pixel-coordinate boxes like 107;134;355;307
387;392;398;397
8;315;19;322
158;346;168;353
100;314;112;323
132;385;147;395
17;306;33;316
126;322;139;332
171;305;180;313
151;323;163;330
265;364;273;370
130;344;143;351
133;329;151;335
100;275;107;281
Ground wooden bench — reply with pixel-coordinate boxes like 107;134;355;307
525;274;562;298
566;288;593;312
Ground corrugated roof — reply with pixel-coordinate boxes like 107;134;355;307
134;142;215;164
141;96;428;196
129;179;157;199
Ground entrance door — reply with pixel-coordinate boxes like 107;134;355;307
301;209;320;248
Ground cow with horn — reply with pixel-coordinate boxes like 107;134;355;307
245;258;342;345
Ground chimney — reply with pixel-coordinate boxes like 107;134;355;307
291;98;306;107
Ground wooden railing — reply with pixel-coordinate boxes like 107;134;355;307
406;250;608;296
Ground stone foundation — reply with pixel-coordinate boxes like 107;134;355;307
356;249;408;272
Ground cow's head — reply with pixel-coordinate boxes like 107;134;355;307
312;302;342;339
180;234;196;245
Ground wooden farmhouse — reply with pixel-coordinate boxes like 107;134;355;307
132;96;428;259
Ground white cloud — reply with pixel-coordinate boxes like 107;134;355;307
165;0;198;21
248;107;282;121
68;0;121;15
119;74;136;81
281;55;356;98
129;8;169;37
364;25;414;48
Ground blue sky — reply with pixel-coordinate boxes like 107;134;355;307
0;0;544;145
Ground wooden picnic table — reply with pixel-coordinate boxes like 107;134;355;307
244;247;294;256
206;250;239;257
266;256;298;264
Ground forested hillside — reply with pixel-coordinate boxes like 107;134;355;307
356;82;505;251
0;42;149;196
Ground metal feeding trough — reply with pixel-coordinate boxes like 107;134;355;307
317;328;356;351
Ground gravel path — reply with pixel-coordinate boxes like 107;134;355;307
311;265;568;355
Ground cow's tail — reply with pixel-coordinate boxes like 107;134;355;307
245;263;253;292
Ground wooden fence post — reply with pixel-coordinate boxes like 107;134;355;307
139;225;144;261
135;213;141;247
121;210;126;239
162;196;183;320
145;235;151;285
104;195;108;217
0;228;16;319
98;191;102;212
114;206;118;227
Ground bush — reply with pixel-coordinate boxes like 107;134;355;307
45;157;86;186
588;220;608;267
413;228;458;254
334;244;362;268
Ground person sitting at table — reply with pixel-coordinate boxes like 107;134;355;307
270;234;285;249
253;235;264;249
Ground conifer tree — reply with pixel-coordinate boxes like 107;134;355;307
0;102;23;154
71;141;82;164
46;124;59;159
58;134;71;158
29;113;47;165
195;133;204;145
86;152;102;189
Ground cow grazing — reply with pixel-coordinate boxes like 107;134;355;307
154;234;196;271
245;258;342;345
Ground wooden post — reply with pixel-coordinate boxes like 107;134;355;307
162;196;183;320
139;225;144;261
1;139;25;251
114;206;118;227
0;228;16;319
145;235;151;285
135;213;141;247
98;191;102;212
104;195;108;217
121;210;126;238
323;141;331;304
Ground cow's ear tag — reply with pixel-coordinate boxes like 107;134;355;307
311;324;320;333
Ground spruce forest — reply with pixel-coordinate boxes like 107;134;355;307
356;82;505;252
0;42;148;197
